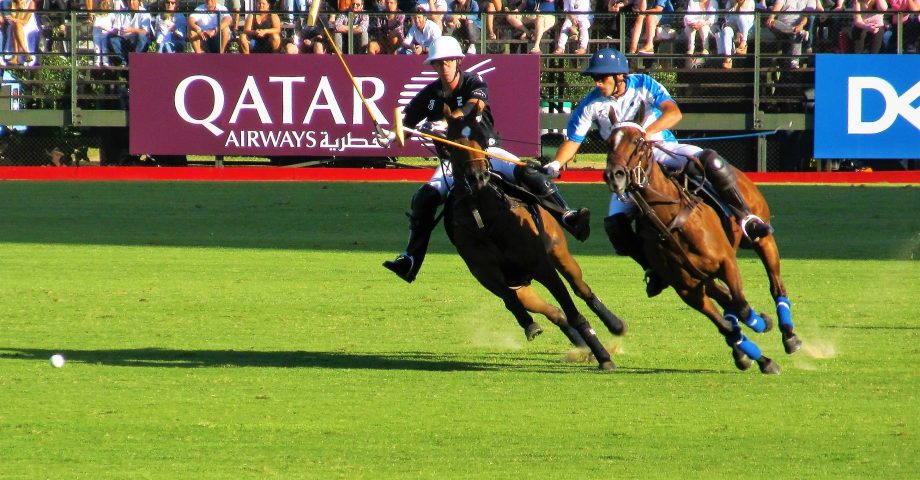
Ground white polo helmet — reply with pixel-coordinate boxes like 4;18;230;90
426;36;465;64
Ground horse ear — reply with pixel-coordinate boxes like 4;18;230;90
608;106;619;125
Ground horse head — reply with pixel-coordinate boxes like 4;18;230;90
603;105;653;196
443;107;491;196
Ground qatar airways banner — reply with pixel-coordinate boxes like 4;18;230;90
128;53;540;157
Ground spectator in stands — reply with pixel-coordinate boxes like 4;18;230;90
503;0;534;46
852;0;888;53
765;0;816;68
367;0;405;53
528;0;556;54
108;0;152;64
683;0;716;58
285;0;332;53
239;0;281;52
886;0;920;52
0;0;8;63
614;0;674;55
154;0;187;53
5;0;40;65
401;7;441;54
416;0;448;26
554;0;592;55
717;0;755;68
230;0;255;36
188;0;233;53
40;0;74;53
333;0;369;52
480;0;501;40
91;0;118;65
445;0;481;53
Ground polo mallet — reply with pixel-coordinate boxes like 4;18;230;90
307;3;386;136
392;108;525;165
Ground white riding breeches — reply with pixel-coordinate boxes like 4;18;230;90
607;142;704;217
427;146;521;200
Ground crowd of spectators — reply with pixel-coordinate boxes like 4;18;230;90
0;0;917;69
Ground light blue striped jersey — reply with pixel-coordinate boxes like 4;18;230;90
566;74;678;144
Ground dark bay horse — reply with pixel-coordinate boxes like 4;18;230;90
440;113;626;370
603;110;801;374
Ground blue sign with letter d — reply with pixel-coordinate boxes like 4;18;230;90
815;54;920;159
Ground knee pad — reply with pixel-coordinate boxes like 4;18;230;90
513;165;555;196
700;149;736;191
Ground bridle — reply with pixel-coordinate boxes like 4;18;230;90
607;121;709;280
606;122;656;194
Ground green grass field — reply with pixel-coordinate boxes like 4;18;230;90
0;182;917;479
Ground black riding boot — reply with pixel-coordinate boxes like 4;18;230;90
514;165;591;242
699;150;774;242
383;184;441;283
603;214;667;298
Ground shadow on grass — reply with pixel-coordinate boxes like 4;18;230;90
1;347;728;374
0;183;916;260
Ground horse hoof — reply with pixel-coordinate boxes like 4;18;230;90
732;346;752;371
761;312;774;333
780;325;802;354
783;333;802;354
609;318;628;336
758;357;781;375
598;360;616;371
525;323;544;341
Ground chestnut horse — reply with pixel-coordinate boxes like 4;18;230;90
441;113;625;370
603;110;801;374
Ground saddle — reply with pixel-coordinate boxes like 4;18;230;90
672;170;736;242
442;171;545;242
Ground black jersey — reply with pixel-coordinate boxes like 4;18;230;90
401;71;498;145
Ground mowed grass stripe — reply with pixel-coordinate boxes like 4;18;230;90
0;182;916;479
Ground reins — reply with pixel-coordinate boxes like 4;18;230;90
611;124;709;281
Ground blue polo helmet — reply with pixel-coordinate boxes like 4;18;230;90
582;48;630;76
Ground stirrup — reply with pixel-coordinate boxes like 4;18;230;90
644;269;667;298
383;254;416;283
562;208;591;242
740;215;774;242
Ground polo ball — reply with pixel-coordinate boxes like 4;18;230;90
50;354;65;368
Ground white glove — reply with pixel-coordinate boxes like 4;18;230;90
375;129;396;148
544;160;562;179
421;120;448;134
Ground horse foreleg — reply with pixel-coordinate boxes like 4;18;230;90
720;258;773;334
515;286;587;348
534;264;615;370
752;237;800;354
547;240;628;336
674;284;776;373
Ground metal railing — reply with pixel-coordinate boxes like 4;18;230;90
0;9;915;169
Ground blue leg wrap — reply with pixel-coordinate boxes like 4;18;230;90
776;296;793;329
725;309;767;333
723;326;763;361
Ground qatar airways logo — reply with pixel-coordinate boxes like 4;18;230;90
848;77;920;134
173;74;390;141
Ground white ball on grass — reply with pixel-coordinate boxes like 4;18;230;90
49;354;66;368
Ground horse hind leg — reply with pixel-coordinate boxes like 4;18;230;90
752;236;801;354
465;263;543;341
515;286;587;348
